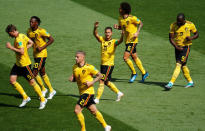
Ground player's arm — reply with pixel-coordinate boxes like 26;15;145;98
27;39;34;49
84;72;103;87
6;42;24;55
69;74;76;82
93;21;101;42
186;31;199;41
169;33;183;51
116;30;124;46
133;21;143;39
37;35;54;52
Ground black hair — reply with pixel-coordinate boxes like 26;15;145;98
177;13;185;20
105;27;112;32
120;2;131;14
5;24;17;34
30;16;41;25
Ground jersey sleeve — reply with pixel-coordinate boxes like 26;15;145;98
169;23;175;34
89;65;99;76
132;16;141;25
190;23;197;33
40;28;50;37
99;36;104;43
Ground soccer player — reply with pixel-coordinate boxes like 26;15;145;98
27;16;56;99
165;13;199;90
114;2;149;83
5;24;47;109
93;21;124;104
69;51;111;131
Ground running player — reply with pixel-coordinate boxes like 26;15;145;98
165;13;199;90
27;16;56;99
5;24;47;109
69;51;111;131
114;2;149;83
93;21;124;104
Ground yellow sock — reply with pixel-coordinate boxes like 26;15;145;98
95;111;107;128
13;82;28;100
77;112;86;131
170;63;182;83
36;75;46;91
96;83;104;99
182;66;192;82
42;74;53;92
107;82;119;94
125;59;136;74
31;82;45;102
134;58;146;74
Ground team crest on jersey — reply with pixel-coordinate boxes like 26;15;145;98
82;69;86;74
126;21;129;25
108;42;111;46
185;27;188;32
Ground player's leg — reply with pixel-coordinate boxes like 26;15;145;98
181;46;193;88
74;104;85;131
10;64;30;107
87;104;111;131
105;81;124;102
25;65;47;109
40;66;56;99
33;58;47;94
165;48;183;89
94;80;104;104
131;45;148;82
124;51;137;82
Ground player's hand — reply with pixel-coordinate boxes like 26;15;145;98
68;76;73;82
114;24;118;29
6;42;12;49
84;81;94;87
121;30;124;35
94;22;99;28
36;46;43;52
175;46;183;51
186;36;192;41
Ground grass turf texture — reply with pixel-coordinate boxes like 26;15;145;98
0;0;205;130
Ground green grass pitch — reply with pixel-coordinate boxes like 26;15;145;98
0;0;205;130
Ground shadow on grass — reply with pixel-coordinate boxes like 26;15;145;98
112;77;129;82
138;81;184;91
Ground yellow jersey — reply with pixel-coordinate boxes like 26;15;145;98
119;15;141;44
27;27;50;58
14;33;31;67
99;36;118;66
73;63;99;95
170;21;197;47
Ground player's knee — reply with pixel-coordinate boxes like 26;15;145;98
74;108;81;114
9;79;16;85
33;70;38;77
40;70;45;77
104;81;109;86
29;79;35;86
123;57;128;61
89;108;97;115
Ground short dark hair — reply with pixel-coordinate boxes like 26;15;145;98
120;2;131;14
30;16;41;25
105;27;112;32
5;24;17;34
177;13;185;20
76;51;86;56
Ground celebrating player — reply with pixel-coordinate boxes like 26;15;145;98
93;21;124;104
5;24;47;109
114;2;148;83
27;16;56;99
69;51;111;131
165;13;199;90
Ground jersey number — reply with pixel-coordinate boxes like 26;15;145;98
34;63;39;68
